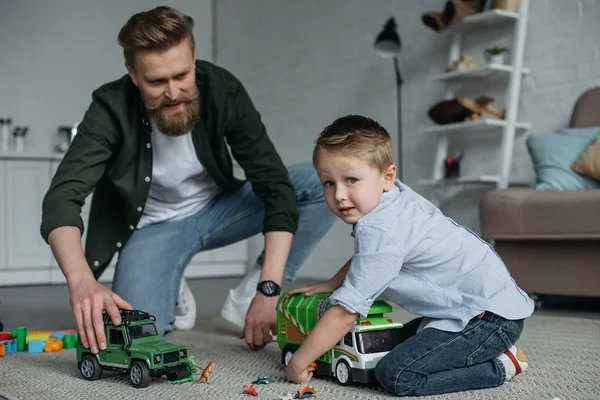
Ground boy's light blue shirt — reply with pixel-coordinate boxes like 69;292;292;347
329;180;534;333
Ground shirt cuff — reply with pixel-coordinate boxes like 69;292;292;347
329;281;373;319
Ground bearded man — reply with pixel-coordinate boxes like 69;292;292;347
41;6;335;355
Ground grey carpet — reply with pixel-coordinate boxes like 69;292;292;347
1;313;599;400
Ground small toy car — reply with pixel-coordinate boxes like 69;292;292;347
76;309;189;388
252;375;275;384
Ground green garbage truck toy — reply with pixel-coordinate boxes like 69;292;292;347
76;309;189;388
277;292;404;386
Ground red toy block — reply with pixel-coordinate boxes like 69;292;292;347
0;332;13;341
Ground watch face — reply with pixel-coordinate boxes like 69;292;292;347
259;280;280;296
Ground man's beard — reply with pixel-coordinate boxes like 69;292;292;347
146;86;200;136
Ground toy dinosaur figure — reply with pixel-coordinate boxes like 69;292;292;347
194;361;215;384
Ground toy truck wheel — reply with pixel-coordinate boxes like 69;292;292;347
335;360;353;386
282;344;298;366
79;355;103;381
129;361;152;388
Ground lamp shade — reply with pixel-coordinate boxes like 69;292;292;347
374;17;401;58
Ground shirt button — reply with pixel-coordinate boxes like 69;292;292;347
129;225;135;231
116;242;122;248
146;143;151;149
93;261;99;267
144;176;150;183
137;206;143;212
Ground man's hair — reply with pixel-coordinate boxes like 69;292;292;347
313;115;395;172
118;6;195;68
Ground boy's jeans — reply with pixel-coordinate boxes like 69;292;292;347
111;162;337;336
375;312;525;396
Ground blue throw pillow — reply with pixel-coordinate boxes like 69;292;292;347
526;127;600;191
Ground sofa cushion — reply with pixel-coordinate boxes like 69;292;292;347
572;134;600;182
480;188;600;239
526;127;600;191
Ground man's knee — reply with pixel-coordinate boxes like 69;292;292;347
287;162;321;194
375;355;422;396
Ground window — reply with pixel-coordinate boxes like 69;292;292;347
109;329;124;345
356;329;403;354
129;323;158;339
344;332;353;347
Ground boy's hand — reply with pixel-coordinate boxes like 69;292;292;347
288;279;340;296
285;359;315;384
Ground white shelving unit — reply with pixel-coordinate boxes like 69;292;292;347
420;0;531;196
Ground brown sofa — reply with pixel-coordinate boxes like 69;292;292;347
480;88;600;298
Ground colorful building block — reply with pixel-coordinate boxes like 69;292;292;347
26;332;51;343
0;339;17;354
11;327;27;351
0;332;13;341
0;343;4;357
27;340;46;353
44;338;63;352
62;333;79;349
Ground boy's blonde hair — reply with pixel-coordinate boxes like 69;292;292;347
118;6;195;69
313;115;395;172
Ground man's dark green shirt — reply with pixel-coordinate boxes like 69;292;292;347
41;60;298;279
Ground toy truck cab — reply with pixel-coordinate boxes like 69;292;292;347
76;309;189;388
277;293;403;386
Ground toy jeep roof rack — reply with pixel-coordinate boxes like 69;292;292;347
102;309;156;326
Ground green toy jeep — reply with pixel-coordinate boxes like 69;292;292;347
76;309;189;388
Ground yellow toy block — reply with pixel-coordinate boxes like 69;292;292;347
26;331;51;343
44;338;63;352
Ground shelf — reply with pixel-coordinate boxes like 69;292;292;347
430;64;530;82
446;9;519;34
419;175;530;188
424;119;531;135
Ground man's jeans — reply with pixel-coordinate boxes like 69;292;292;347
374;312;525;396
111;162;336;336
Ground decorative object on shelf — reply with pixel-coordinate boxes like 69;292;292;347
484;46;509;64
421;0;486;32
0;118;12;152
445;153;464;178
12;126;28;153
373;17;404;180
428;96;505;125
55;122;79;153
445;54;477;72
493;0;519;12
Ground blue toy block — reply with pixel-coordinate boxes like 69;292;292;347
50;332;66;341
0;339;17;353
27;340;46;353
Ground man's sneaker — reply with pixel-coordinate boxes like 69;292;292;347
220;289;251;329
497;345;529;382
174;278;197;331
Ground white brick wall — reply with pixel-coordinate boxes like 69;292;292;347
216;0;600;279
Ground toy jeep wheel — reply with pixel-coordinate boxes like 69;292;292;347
335;360;352;386
80;355;103;381
129;361;152;388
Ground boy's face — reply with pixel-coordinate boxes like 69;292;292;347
315;148;396;225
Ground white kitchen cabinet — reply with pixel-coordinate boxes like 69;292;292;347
0;161;5;270
5;160;52;269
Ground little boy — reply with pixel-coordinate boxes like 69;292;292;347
285;115;534;396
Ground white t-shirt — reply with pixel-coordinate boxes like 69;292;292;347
136;121;221;228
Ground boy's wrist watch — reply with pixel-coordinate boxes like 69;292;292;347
257;280;281;297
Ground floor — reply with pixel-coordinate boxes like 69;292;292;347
1;277;599;332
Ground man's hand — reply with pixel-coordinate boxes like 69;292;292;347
285;358;315;384
288;279;341;296
68;272;132;354
240;293;278;350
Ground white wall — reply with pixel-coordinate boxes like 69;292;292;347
0;0;213;154
215;0;600;279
